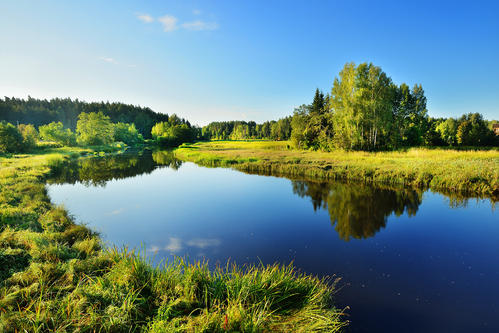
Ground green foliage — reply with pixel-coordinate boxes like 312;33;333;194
202;118;292;141
151;115;197;147
113;122;144;145
287;62;495;151
0;96;169;139
330;62;397;150
436;118;458;146
39;122;76;146
76;112;115;146
456;113;495;146
17;124;38;150
0;122;24;153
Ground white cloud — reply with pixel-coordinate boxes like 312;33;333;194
158;15;178;32
108;207;124;215
164;237;182;252
181;20;218;31
187;238;221;249
100;57;118;64
193;9;201;15
137;13;154;23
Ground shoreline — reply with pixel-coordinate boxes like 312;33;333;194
175;141;499;200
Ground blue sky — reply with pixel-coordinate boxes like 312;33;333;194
1;0;498;125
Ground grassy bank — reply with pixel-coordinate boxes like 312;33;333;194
0;148;346;332
175;141;499;199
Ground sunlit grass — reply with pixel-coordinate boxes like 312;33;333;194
176;141;499;199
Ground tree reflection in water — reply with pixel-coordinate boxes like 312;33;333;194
48;149;182;187
292;180;423;240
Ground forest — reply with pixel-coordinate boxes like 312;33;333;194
0;109;199;153
0;97;197;140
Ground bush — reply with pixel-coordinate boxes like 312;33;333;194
0;121;24;153
114;122;143;145
17;124;38;150
39;122;76;146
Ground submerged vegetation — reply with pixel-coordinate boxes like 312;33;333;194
0;148;347;332
175;141;499;199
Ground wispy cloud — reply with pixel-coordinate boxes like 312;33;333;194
107;207;124;215
181;20;218;31
137;13;154;23
164;237;182;252
100;57;118;64
158;15;178;32
187;238;221;249
136;12;218;32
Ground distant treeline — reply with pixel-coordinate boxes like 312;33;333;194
202;118;291;141
0;97;187;139
202;62;498;150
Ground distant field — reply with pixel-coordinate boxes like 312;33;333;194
175;141;499;199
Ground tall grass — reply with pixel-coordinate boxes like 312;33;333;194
0;149;347;332
175;141;499;200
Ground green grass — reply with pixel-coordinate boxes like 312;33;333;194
0;148;347;332
175;141;499;200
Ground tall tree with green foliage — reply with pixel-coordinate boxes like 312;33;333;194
76;112;114;146
329;62;394;150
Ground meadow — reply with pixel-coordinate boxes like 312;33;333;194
175;141;499;200
0;148;346;332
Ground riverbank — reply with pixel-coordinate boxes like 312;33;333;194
175;141;499;199
0;147;346;332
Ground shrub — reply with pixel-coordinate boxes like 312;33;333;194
0;121;24;153
39;122;76;146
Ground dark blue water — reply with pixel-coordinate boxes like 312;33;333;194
46;150;498;332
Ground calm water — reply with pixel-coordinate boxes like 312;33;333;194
46;150;498;332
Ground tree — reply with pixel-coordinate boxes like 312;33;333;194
76;112;114;146
151;121;195;146
330;62;394;150
39;122;76;146
0;121;24;153
456;113;493;146
17;123;38;150
311;88;326;116
436;118;458;146
291;105;311;149
114;122;144;145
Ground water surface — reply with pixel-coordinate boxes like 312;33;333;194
47;150;498;332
